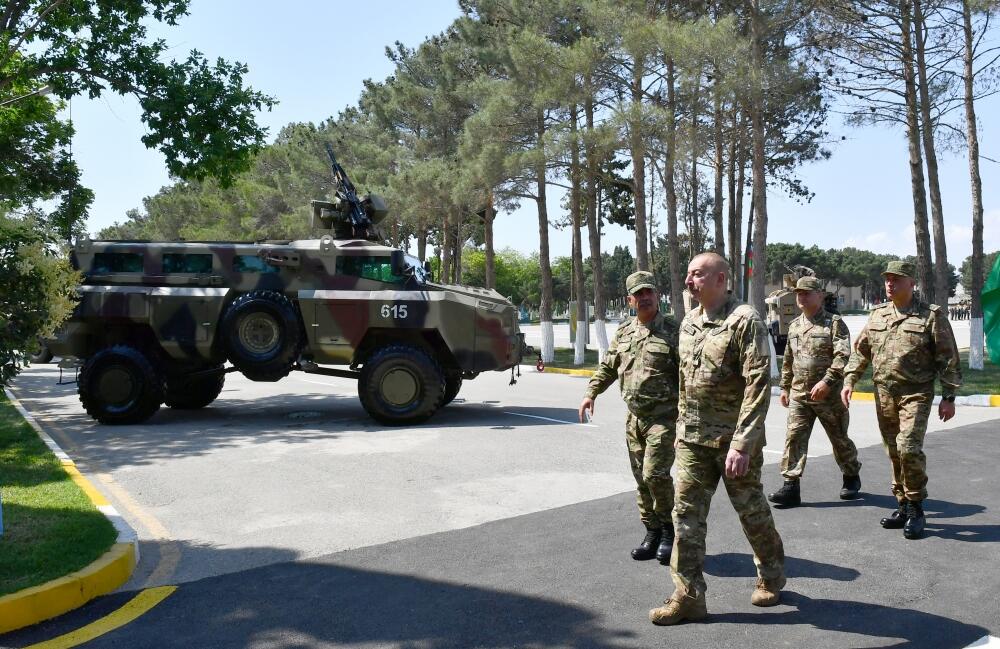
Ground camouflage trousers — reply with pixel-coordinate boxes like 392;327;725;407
671;440;784;598
873;383;934;502
625;411;676;529
780;397;861;480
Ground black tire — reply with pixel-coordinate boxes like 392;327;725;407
79;345;163;425
165;364;226;409
221;290;302;381
440;373;463;407
30;341;53;364
359;345;444;425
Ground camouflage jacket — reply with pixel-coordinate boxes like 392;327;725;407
678;295;771;453
780;309;851;402
585;310;680;421
844;299;962;396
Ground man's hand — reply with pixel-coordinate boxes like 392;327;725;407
779;391;789;408
810;380;830;402
938;399;955;422
725;448;750;478
579;397;595;423
840;386;853;409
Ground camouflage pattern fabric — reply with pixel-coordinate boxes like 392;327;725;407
671;440;785;598
779;309;860;480
626;413;676;528
671;297;783;597
845;300;962;501
586;309;679;525
677;295;771;452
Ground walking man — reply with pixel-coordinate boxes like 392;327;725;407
649;252;784;626
841;261;961;539
580;271;679;564
770;276;862;507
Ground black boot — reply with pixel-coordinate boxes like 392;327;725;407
768;480;800;507
631;527;661;561
903;500;925;539
881;503;906;529
656;522;674;564
840;474;861;500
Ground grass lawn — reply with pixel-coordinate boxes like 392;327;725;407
544;347;600;370
0;391;116;597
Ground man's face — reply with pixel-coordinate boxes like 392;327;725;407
686;257;724;304
884;274;915;302
628;287;658;318
795;289;824;315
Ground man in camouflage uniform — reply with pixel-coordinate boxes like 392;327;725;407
769;276;862;507
580;271;679;564
650;252;784;626
841;260;961;540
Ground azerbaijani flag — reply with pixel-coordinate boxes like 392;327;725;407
984;255;1000;364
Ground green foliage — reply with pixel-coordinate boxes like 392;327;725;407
961;251;1000;296
0;213;81;386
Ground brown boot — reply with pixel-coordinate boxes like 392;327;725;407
750;576;786;607
649;590;708;626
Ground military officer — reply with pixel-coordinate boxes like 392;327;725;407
650;252;784;626
841;260;961;540
580;271;679;565
769;276;862;507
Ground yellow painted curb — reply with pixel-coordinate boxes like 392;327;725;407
0;543;137;635
851;392;876;401
536;366;595;377
992;395;1000;408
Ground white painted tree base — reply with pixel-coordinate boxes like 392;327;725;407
540;320;554;363
574;320;587;365
970;317;984;370
595;319;610;363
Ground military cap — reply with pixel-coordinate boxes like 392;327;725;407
881;260;916;278
626;271;657;295
793;276;824;292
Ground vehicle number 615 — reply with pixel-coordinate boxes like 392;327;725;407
380;304;408;319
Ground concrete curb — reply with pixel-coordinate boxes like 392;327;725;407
0;388;139;635
533;367;1000;407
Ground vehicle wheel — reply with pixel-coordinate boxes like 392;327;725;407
79;345;164;425
29;340;53;364
221;290;303;381
165;364;226;409
440;373;463;407
359;345;444;425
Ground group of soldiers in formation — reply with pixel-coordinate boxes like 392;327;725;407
949;305;973;321
578;254;962;626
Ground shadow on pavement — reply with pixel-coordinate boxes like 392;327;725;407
705;552;860;581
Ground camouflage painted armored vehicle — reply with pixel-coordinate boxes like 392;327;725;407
49;148;525;426
764;265;839;355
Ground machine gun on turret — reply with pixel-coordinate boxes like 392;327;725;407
310;143;389;241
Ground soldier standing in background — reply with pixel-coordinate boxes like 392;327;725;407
769;276;862;507
841;260;961;540
649;252;784;626
579;271;680;565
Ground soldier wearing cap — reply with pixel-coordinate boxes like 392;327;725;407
841;260;961;540
580;270;680;566
769;276;861;508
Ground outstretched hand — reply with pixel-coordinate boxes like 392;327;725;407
579;397;595;423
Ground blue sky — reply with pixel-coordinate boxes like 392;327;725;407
70;0;999;266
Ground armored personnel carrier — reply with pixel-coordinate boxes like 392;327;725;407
764;265;839;355
48;147;525;425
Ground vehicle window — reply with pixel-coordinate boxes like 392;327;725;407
336;256;404;284
163;253;213;274
92;252;143;273
233;255;279;274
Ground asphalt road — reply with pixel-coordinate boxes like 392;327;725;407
3;364;999;648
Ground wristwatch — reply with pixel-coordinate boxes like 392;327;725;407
943;395;955;402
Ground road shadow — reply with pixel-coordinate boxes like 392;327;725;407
704;552;860;582
794;493;986;520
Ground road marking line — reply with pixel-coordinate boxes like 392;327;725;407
505;411;598;427
964;636;1000;648
299;378;342;387
24;586;177;649
763;448;818;458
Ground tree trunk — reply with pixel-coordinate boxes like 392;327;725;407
963;0;985;370
749;0;769;316
585;89;609;360
735;111;747;299
441;210;452;284
690;73;702;254
901;0;935;303
453;208;463;284
484;189;496;289
665;57;685;322
536;110;555;363
570;106;587;365
631;57;650;271
417;218;427;263
913;0;949;304
713;76;725;256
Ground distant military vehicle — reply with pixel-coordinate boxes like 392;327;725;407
48;145;525;425
764;265;839;356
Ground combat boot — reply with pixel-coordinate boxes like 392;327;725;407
768;480;800;507
751;576;786;607
903;500;925;540
840;474;861;500
649;590;708;626
631;527;662;561
880;503;907;529
656;522;674;564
